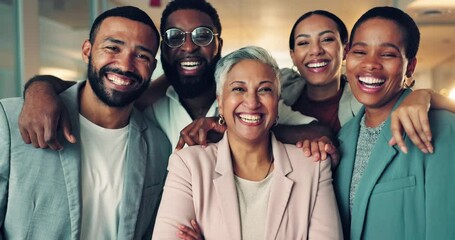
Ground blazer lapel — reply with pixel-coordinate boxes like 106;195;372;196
335;111;363;237
264;135;294;240
350;90;411;239
350;131;398;239
213;133;242;240
117;109;148;239
59;142;82;239
58;83;84;239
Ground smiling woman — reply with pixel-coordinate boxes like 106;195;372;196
152;46;343;240
333;6;455;240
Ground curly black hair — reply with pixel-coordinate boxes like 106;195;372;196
160;0;222;36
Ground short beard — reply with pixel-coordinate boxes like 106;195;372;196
162;53;220;99
87;57;150;108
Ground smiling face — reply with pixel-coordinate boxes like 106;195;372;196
346;18;416;112
82;16;158;107
161;9;222;99
218;59;279;144
290;14;344;88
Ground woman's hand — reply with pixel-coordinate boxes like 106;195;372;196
296;136;340;169
176;219;204;240
389;89;433;154
175;117;226;150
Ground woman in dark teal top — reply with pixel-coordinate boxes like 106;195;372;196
334;6;455;240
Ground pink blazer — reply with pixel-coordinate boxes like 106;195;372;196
153;133;343;240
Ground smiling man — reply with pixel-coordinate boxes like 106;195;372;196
142;0;223;149
19;0;327;152
0;6;170;239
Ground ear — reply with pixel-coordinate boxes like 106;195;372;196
406;57;417;77
160;41;165;53
215;37;223;57
149;58;158;73
343;44;349;60
290;49;297;66
216;95;223;115
81;40;92;64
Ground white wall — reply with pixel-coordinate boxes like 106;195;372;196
39;17;88;80
432;55;455;94
0;3;17;98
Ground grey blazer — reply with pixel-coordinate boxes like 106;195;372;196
0;82;171;240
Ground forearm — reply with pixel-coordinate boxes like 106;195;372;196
23;75;75;99
272;122;334;144
135;74;170;111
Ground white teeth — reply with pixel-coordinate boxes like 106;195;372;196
180;61;201;70
108;75;131;86
239;114;261;123
307;61;328;68
359;76;385;89
359;76;385;84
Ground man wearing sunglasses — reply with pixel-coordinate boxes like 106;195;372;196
19;0;331;153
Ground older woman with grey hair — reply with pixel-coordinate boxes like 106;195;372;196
153;46;343;240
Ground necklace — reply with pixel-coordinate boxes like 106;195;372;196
263;155;274;179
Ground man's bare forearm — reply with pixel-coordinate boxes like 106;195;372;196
135;74;169;111
272;122;335;145
23;75;75;99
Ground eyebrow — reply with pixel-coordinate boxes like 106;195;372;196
351;41;401;52
166;25;217;32
295;30;336;39
104;37;154;55
229;80;275;85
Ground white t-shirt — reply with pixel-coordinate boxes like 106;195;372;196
79;115;128;239
144;86;316;149
234;172;274;240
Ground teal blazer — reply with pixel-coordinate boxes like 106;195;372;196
334;89;455;240
0;82;171;239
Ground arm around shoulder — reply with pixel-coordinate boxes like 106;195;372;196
135;74;169;111
19;75;76;150
23;75;75;97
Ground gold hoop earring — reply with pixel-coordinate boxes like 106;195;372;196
404;77;415;88
218;114;225;125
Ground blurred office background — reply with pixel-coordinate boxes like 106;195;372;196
1;0;455;99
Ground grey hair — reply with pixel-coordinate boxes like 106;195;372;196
214;46;281;97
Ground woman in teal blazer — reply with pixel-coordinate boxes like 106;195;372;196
334;6;455;240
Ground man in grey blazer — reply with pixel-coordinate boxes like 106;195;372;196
0;6;170;239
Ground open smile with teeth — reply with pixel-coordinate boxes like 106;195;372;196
238;113;262;123
180;61;202;70
359;76;385;88
107;73;133;86
306;61;329;68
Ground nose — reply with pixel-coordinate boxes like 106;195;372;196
243;92;261;109
309;42;323;56
180;33;199;53
117;51;136;72
361;54;382;71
